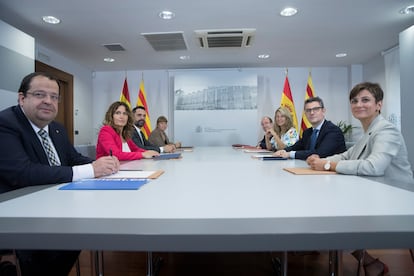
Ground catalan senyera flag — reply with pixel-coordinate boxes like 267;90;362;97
136;79;152;139
300;73;316;137
119;78;131;109
280;75;299;130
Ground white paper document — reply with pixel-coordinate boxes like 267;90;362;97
103;170;160;179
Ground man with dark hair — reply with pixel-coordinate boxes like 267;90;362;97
132;106;175;153
0;72;120;275
274;96;346;160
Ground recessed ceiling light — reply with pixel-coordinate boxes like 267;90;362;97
335;53;347;58
42;16;60;24
280;7;298;17
179;55;190;60
399;5;414;15
103;57;115;63
159;10;175;20
258;54;270;59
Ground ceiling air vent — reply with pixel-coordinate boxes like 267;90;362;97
141;31;187;51
195;29;255;48
102;43;126;51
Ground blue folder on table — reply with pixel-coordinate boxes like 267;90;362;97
59;179;148;190
153;152;181;160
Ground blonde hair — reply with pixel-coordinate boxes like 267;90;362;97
273;106;294;137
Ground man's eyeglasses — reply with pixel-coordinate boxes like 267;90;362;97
304;106;323;114
26;91;61;102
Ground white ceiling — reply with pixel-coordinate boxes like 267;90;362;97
1;0;413;71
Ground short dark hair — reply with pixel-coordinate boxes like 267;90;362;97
349;82;384;103
304;96;324;109
132;105;146;113
18;72;61;96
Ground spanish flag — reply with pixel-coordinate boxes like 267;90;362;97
119;77;131;109
300;72;316;137
280;75;298;130
136;79;152;139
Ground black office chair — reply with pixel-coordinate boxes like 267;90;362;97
0;250;81;276
0;250;21;276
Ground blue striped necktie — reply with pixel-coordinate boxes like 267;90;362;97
309;128;319;150
38;129;60;166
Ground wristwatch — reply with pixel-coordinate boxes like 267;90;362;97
324;160;331;171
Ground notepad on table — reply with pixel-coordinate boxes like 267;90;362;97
232;144;256;149
104;170;164;179
251;153;274;158
177;146;194;152
244;149;272;153
283;167;337;175
59;178;148;190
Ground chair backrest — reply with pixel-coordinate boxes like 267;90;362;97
74;144;96;160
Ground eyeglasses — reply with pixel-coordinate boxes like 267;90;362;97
304;106;323;114
27;91;61;102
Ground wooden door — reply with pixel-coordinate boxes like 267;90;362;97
35;61;74;144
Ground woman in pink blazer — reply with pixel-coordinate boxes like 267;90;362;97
96;101;159;160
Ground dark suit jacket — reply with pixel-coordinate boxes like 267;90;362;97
131;127;160;152
285;120;346;160
0;105;93;193
258;134;273;149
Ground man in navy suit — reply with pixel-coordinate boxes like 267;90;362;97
131;106;175;153
274;96;346;160
0;72;120;275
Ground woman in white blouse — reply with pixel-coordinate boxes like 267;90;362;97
265;106;299;151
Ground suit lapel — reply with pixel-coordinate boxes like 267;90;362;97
352;116;380;159
353;134;369;159
48;123;65;164
15;106;50;165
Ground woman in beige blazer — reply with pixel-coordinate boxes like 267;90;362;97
148;116;181;148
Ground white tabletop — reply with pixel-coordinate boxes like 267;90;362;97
1;146;414;251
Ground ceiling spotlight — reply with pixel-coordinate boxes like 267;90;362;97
335;53;347;58
103;57;115;63
280;7;298;17
42;16;60;24
399;5;414;15
159;10;175;20
258;54;270;59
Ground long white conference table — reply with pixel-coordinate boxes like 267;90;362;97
1;146;414;274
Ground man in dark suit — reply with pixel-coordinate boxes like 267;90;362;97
0;72;120;275
131;106;175;153
274;96;346;160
